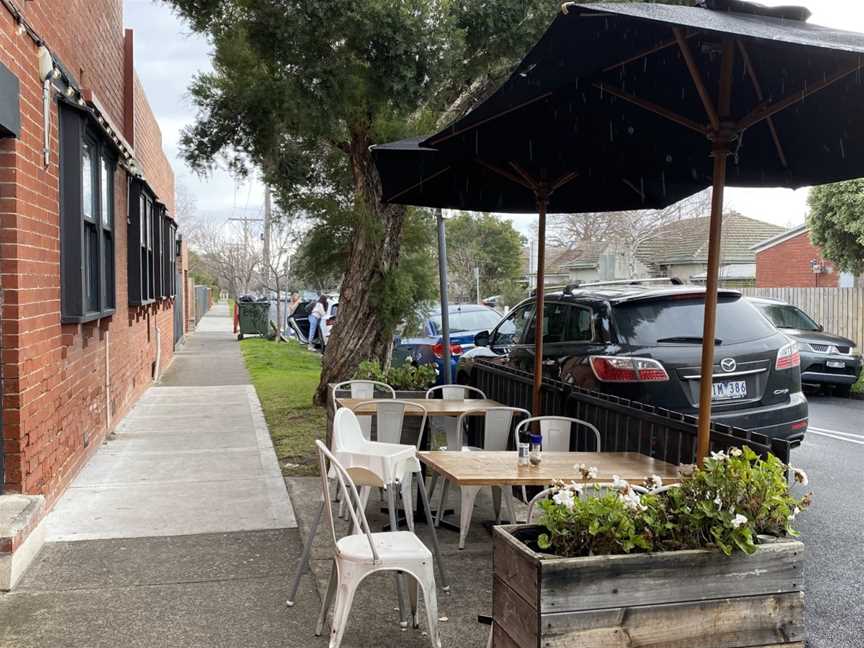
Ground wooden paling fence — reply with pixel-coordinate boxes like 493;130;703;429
741;287;864;347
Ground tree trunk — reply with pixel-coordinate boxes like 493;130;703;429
313;129;406;405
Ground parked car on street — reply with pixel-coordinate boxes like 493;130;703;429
395;304;503;383
459;280;808;444
750;297;863;397
287;298;338;349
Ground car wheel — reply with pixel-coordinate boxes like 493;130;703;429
834;384;852;398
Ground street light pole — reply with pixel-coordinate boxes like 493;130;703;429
436;209;452;384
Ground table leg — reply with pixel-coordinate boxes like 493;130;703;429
286;498;324;607
416;472;449;592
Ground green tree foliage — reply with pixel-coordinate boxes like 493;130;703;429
445;212;525;302
168;0;695;403
808;180;864;275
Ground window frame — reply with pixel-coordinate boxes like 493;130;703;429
59;104;117;324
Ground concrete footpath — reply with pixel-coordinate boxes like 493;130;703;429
0;304;319;647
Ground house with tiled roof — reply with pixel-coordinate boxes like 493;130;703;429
636;213;785;286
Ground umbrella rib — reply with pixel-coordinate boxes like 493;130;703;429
673;27;720;131
383;165;453;203
736;40;788;169
476;160;536;192
603;30;701;74
426;92;553;147
737;57;863;132
592;82;709;135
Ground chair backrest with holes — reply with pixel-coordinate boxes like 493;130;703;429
332;381;396;439
355;400;428;448
425;384;486;401
315;440;379;562
515;416;602;453
456;407;530;451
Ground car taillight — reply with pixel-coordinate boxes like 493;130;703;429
589;355;669;382
432;342;463;359
775;342;800;370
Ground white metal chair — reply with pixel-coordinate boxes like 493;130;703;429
514;416;602;504
435;406;530;549
424;384;487;504
287;409;448;613
314;440;442;648
354;399;429;531
331;380;396;439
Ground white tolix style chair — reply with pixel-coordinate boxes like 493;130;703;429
313;440;442;648
514;416;602;503
352;400;428;531
424;384;487;504
434;406;530;549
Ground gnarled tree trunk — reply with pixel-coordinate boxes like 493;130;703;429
313;129;406;405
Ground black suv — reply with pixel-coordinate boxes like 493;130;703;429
458;282;808;444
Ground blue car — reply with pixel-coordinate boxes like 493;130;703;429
394;304;503;383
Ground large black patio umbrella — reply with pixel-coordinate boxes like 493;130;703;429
372;0;864;462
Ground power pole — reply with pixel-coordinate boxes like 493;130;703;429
474;266;481;304
263;186;272;297
227;213;264;296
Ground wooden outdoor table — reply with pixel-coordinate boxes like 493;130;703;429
336;397;505;416
335;397;508;532
418;451;681;487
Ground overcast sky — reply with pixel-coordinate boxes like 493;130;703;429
124;0;864;237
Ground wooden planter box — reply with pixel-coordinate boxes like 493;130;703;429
492;524;805;648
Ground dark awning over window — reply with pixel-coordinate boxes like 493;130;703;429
0;62;20;138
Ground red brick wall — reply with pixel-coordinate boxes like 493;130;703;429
755;230;839;288
0;1;177;500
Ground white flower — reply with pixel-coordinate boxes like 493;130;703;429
731;513;748;529
620;489;647;512
713;495;723;511
612;474;629;490
792;467;809;486
575;463;598;480
729;447;743;457
710;450;728;461
788;506;801;521
552;489;576;510
648;474;663;490
566;481;583;495
587;466;598;479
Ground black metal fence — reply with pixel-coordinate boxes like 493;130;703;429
470;360;791;465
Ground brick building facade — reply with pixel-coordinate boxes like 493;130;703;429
0;0;184;586
754;224;847;288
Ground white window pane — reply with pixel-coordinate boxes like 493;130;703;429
82;143;94;220
100;157;111;227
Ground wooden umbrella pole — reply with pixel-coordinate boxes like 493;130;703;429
695;39;735;465
695;144;730;464
532;192;549;416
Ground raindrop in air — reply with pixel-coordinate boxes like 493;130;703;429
840;139;846;159
609;121;614;142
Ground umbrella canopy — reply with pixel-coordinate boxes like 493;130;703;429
372;0;864;462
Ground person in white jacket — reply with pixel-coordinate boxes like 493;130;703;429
308;295;328;351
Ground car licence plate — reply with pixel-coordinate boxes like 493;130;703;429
712;380;747;401
827;360;846;369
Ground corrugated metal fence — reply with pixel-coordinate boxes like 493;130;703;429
194;285;211;325
741;288;864;347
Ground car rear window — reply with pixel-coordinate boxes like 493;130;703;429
613;295;777;346
757;304;819;331
429;308;501;334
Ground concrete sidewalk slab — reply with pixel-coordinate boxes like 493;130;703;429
45;384;294;542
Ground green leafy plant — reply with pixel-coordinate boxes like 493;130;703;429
537;447;812;558
353;360;437;392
